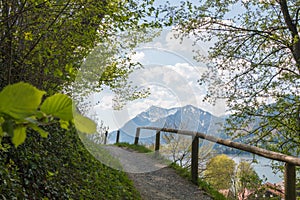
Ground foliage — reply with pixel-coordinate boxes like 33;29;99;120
0;0;158;94
161;133;192;168
235;160;262;198
161;133;216;175
115;142;153;153
0;82;96;147
159;0;300;158
204;154;236;190
0;125;141;199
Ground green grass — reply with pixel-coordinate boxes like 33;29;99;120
115;142;153;153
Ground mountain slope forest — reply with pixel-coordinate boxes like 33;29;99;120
0;0;158;199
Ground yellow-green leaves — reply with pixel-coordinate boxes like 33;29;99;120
40;94;73;121
0;82;45;119
24;32;33;41
12;127;27;148
74;114;97;134
0;82;97;148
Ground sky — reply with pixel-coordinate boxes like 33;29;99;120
84;29;227;131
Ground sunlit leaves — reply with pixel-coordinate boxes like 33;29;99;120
29;124;49;138
12;127;27;148
204;154;236;190
74;114;97;134
0;82;96;147
40;94;73;121
0;82;45;119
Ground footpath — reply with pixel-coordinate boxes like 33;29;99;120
104;146;212;200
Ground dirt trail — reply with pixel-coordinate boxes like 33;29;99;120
103;146;212;200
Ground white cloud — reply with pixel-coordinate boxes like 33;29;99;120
130;51;145;63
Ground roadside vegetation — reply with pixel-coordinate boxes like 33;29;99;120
115;142;153;153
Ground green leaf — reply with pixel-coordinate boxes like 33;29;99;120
59;120;69;130
74;114;97;134
29;124;48;138
2;119;14;137
40;94;73;121
0;118;4;138
12;126;27;147
0;82;46;119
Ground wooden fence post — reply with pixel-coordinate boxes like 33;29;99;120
155;131;160;151
104;131;108;144
191;136;199;185
116;130;120;144
134;128;140;145
155;130;160;157
285;162;296;200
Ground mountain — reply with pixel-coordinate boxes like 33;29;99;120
108;105;227;145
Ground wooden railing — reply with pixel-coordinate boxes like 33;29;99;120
129;126;300;200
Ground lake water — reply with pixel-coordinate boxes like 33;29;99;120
229;154;283;184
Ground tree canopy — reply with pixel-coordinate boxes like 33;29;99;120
159;0;300;156
204;154;236;190
0;0;157;94
236;160;261;197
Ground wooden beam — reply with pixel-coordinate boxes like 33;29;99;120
155;130;160;158
155;130;160;151
285;163;296;200
104;131;108;144
191;136;199;184
116;130;120;144
139;127;300;166
134;128;140;145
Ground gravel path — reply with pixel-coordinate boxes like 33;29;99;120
103;145;213;200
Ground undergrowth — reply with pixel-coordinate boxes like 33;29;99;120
115;142;153;153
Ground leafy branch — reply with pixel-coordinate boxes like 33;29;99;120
0;82;96;147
